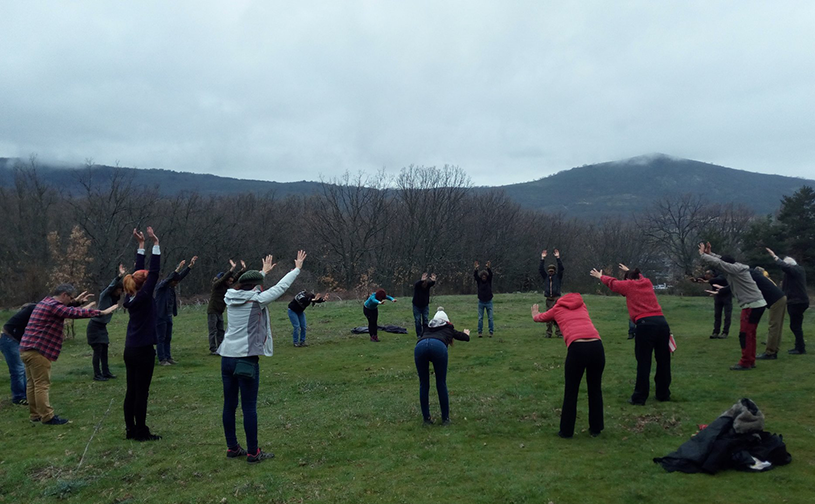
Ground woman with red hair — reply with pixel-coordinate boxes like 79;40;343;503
122;227;162;441
362;289;396;342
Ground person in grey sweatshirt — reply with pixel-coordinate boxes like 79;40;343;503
699;242;766;371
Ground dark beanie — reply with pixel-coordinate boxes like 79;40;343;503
547;264;556;272
238;270;264;285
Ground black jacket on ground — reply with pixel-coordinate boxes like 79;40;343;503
776;259;809;305
417;323;470;347
474;268;493;302
539;258;564;297
412;279;436;308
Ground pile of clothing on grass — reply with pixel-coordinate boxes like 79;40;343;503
654;398;791;474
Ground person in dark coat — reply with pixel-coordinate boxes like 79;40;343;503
154;256;197;365
1;303;37;405
207;259;245;355
691;269;732;339
539;248;564;338
412;272;436;337
87;264;126;381
287;290;326;347
414;307;470;425
767;248;809;354
473;260;494;337
122;227;162;441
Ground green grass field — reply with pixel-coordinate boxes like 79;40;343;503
0;293;813;504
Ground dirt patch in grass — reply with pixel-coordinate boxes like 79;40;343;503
625;413;682;434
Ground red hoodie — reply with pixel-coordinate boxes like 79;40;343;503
533;293;600;348
600;275;663;322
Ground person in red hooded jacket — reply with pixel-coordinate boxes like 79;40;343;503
532;293;604;438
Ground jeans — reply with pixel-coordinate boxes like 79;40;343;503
21;350;53;421
156;318;174;361
288;309;307;344
91;343;111;377
0;333;26;402
208;312;225;352
123;345;156;437
221;356;260;452
713;297;732;335
413;305;429;337
632;316;672;404
788;302;809;352
738;307;765;367
561;340;605;437
477;300;494;334
414;338;449;421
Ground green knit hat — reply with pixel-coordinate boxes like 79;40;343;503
238;270;264;285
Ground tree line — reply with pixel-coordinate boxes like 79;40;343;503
1;157;812;307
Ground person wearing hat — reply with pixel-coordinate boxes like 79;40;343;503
207;259;246;355
218;250;307;463
539;249;564;338
532;293;604;438
362;289;396;342
473;260;494;337
766;247;809;355
122;226;163;440
86;263;127;381
414;307;470;425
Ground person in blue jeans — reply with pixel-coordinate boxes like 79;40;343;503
154;256;196;365
287;291;326;347
1;303;36;405
412;273;436;337
414;307;470;425
473;260;494;337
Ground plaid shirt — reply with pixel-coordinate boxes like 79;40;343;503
19;297;101;361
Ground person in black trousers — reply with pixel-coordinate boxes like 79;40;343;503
539;249;564;338
767;248;810;354
122;227;162;441
691;269;732;339
532;293;605;438
87;264;126;381
412;273;436;337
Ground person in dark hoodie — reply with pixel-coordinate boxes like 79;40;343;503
539;249;564;338
414;307;470;425
207;259;245;355
412;272;436;337
154;255;197;365
767;248;809;355
473;260;494;337
122;227;162;441
691;269;732;339
532;293;604;438
86;264;126;381
1;303;37;405
591;263;671;404
287;290;326;347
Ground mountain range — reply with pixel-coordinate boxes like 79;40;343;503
1;154;812;219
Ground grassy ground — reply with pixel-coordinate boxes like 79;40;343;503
0;293;813;504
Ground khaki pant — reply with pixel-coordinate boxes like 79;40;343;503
21;350;54;422
764;297;787;355
545;296;563;338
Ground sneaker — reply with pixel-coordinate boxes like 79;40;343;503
93;375;109;381
730;363;754;371
12;398;28;406
478;333;483;338
209;351;219;356
423;418;434;426
293;342;301;347
247;448;274;463
299;342;308;347
159;360;171;366
489;332;493;338
227;445;248;458
590;430;602;437
545;333;553;338
756;352;777;360
103;372;117;379
628;333;635;340
370;336;380;342
719;333;729;339
709;332;720;339
788;349;807;355
134;432;162;441
43;415;69;425
167;358;177;365
557;431;573;439
441;419;452;426
30;417;41;423
627;398;645;406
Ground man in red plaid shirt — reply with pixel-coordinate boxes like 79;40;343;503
20;284;118;425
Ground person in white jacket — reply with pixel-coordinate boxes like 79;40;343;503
217;250;306;463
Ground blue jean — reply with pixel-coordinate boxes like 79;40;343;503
477;301;494;334
288;309;307;344
414;338;449;421
0;334;26;402
413;305;429;337
221;356;260;452
156;318;173;361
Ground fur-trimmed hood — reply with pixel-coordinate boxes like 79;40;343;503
722;398;765;434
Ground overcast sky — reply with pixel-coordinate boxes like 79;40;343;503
1;1;813;186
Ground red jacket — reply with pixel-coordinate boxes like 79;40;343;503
533;293;600;348
600;275;663;322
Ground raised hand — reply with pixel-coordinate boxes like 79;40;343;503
229;259;236;270
474;261;479;269
240;260;246;269
766;247;778;259
421;272;428;281
118;263;126;276
618;263;629;272
531;303;540;316
541;249;547;259
590;268;603;279
262;255;276;275
698;242;706;256
75;291;94;303
554;249;560;259
430;273;437;281
133;228;145;247
486;260;491;269
175;260;186;272
705;242;712;254
146;226;159;245
190;256;198;267
294;250;307;270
